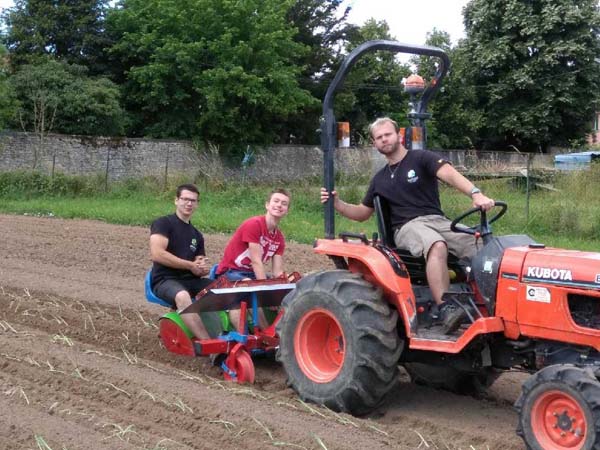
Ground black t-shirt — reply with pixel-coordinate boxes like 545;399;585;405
362;149;449;228
150;214;205;285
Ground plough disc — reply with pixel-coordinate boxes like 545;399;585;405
223;347;255;383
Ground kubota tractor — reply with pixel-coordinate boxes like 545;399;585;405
275;41;600;450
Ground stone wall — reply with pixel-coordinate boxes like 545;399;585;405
0;131;376;181
0;131;553;182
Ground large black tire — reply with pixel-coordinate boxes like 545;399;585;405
515;365;600;450
276;270;402;416
404;363;500;395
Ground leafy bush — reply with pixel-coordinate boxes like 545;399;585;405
0;171;89;197
0;171;166;198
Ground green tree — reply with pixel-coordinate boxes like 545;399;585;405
462;0;600;151
56;75;125;136
412;29;484;149
10;60;62;168
286;0;353;85
10;60;124;140
0;44;18;130
282;0;355;143
107;0;315;154
336;19;411;145
2;0;113;75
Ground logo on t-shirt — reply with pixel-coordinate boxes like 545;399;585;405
407;169;419;183
259;236;280;259
190;238;198;252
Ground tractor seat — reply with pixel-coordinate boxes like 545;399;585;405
144;270;172;308
373;196;468;284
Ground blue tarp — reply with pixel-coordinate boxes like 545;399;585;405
554;151;600;170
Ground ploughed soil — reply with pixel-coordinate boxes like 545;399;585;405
0;214;527;450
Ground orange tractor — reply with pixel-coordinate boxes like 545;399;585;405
275;41;600;450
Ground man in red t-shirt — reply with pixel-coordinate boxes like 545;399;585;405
217;188;291;329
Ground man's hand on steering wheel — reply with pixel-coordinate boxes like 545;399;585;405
472;192;495;211
450;201;508;242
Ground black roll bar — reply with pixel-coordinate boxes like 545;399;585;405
321;40;450;239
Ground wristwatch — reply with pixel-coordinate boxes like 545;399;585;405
470;187;481;197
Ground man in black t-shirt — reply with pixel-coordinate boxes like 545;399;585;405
320;117;495;332
150;184;212;339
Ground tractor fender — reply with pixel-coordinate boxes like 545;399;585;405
314;238;417;331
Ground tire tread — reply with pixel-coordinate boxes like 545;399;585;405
515;364;600;450
277;270;402;415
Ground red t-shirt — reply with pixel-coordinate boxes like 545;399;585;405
217;216;285;273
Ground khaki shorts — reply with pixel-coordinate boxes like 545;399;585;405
393;215;478;260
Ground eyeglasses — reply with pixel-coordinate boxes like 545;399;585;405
178;197;198;204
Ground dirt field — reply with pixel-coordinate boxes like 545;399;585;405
0;214;528;450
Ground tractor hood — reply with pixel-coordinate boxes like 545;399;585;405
520;248;600;289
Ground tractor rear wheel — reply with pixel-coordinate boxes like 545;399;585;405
276;270;402;415
515;365;600;450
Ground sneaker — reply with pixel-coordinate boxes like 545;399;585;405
438;301;467;334
429;303;441;320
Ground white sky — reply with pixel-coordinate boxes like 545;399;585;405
0;0;12;18
0;0;469;46
343;0;469;45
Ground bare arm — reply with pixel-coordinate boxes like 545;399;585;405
320;188;373;222
248;242;267;279
271;254;284;278
149;234;208;276
436;164;495;211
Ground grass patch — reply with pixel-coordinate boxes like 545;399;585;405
0;170;599;250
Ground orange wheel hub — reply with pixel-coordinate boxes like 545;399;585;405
531;389;587;449
294;308;344;383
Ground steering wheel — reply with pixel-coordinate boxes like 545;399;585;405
450;201;508;243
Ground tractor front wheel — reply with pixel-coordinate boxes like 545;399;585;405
515;365;600;450
276;270;402;415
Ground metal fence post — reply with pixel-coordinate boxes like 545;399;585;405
164;147;170;190
526;153;532;224
104;148;111;192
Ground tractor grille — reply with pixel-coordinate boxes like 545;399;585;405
568;294;600;329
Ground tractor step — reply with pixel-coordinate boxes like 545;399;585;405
414;324;461;341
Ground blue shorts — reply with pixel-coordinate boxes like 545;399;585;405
221;270;256;281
